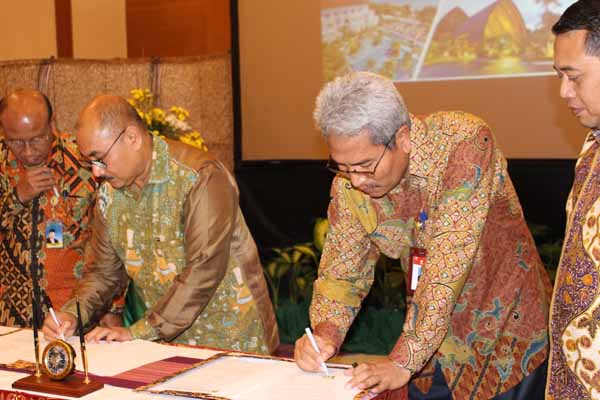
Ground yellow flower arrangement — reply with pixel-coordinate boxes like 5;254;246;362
127;88;208;152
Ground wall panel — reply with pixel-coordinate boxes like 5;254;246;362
0;1;57;61
71;0;127;59
126;0;230;57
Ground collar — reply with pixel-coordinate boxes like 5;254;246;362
593;130;600;143
383;114;428;196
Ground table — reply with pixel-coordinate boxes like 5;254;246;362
0;326;407;399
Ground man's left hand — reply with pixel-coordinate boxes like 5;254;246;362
85;326;133;343
344;359;411;395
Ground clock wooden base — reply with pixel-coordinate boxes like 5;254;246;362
12;373;104;397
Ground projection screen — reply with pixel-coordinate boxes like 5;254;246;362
236;0;586;161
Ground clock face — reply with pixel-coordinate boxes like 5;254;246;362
42;340;76;380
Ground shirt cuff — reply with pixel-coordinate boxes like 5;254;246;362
129;317;160;341
389;336;418;376
390;357;415;376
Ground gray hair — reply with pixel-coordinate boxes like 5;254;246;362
313;71;410;146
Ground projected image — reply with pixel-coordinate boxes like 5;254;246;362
321;0;438;82
320;0;572;81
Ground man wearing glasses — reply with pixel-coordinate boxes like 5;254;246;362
42;95;279;355
0;89;111;327
294;72;551;399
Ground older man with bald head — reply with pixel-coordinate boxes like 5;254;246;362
0;89;99;327
43;95;279;354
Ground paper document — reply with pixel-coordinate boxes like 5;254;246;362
141;353;364;400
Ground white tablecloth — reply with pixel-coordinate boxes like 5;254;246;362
0;326;362;400
0;326;222;399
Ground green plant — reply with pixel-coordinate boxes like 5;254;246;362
263;243;318;310
263;218;329;310
263;218;406;310
367;256;405;310
261;217;407;353
528;222;563;282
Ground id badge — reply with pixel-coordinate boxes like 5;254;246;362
407;247;426;295
45;219;64;249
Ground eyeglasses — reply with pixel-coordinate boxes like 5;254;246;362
5;132;53;150
81;127;126;169
326;134;394;177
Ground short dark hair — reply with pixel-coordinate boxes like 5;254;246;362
552;0;600;57
0;92;53;123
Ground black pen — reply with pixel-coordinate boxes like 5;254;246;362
76;297;90;384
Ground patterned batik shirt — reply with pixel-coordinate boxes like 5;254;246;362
0;132;96;327
311;112;552;399
63;137;279;354
547;131;600;399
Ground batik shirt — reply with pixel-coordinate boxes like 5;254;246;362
311;112;551;398
64;137;279;354
547;130;600;400
0;133;96;327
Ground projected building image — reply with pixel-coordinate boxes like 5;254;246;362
321;0;436;82
320;0;572;81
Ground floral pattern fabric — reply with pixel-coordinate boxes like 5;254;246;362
311;112;551;399
0;133;96;327
64;137;278;354
547;132;600;400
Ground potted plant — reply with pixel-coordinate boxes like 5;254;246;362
263;218;406;354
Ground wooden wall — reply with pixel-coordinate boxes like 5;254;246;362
126;0;231;57
72;0;127;59
53;0;127;59
53;0;228;58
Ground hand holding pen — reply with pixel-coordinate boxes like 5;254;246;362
294;327;336;375
49;307;66;341
305;327;330;376
42;308;77;341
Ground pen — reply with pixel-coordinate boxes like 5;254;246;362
49;307;66;341
305;327;329;376
76;297;91;384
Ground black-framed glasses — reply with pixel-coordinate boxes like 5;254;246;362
327;134;395;177
5;132;53;150
81;127;126;169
